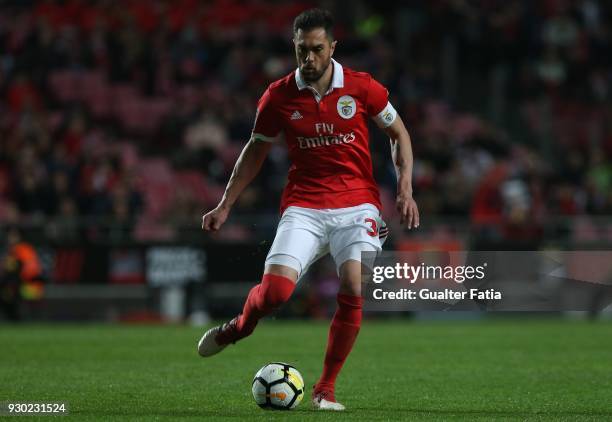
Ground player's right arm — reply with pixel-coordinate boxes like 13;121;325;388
202;139;272;231
202;87;281;232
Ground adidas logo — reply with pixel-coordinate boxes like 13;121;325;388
290;110;303;120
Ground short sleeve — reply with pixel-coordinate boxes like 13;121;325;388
367;77;397;128
251;88;282;142
366;78;389;116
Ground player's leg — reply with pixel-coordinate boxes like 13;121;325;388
198;208;326;357
312;258;366;411
228;263;297;340
197;263;299;357
313;204;385;410
233;240;331;339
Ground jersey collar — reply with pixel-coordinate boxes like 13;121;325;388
295;58;344;95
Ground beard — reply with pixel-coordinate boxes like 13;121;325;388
301;59;331;82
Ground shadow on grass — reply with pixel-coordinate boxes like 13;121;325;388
73;406;612;419
351;407;612;418
73;408;324;419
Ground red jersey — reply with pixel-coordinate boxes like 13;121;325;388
252;59;397;214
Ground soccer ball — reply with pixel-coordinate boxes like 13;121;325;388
251;362;304;410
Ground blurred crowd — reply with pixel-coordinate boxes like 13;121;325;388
1;0;611;243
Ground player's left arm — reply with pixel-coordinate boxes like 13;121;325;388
367;77;419;229
381;115;419;229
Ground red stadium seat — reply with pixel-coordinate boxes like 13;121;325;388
48;70;80;102
137;158;176;218
117;142;140;169
80;71;111;118
174;170;211;206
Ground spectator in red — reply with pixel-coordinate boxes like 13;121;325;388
6;73;41;113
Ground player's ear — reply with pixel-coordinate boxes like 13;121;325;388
330;40;337;55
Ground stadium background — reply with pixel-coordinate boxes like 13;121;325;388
2;1;612;419
1;0;611;320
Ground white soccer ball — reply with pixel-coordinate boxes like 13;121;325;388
251;362;304;410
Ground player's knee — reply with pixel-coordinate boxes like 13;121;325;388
260;273;295;309
338;259;362;296
339;281;361;296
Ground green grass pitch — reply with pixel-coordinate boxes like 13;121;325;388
1;319;611;420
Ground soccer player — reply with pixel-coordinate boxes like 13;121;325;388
197;8;419;410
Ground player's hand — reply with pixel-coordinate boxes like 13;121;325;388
396;194;419;229
201;205;230;232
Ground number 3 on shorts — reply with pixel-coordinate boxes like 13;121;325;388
364;218;378;237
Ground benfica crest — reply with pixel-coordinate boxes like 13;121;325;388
337;95;356;119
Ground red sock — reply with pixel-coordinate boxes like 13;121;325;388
315;293;363;396
236;274;295;337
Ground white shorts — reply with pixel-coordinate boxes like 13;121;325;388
265;203;388;280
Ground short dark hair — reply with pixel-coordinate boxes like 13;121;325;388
293;8;334;39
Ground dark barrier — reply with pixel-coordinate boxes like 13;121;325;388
35;242;269;286
1;241;271;322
